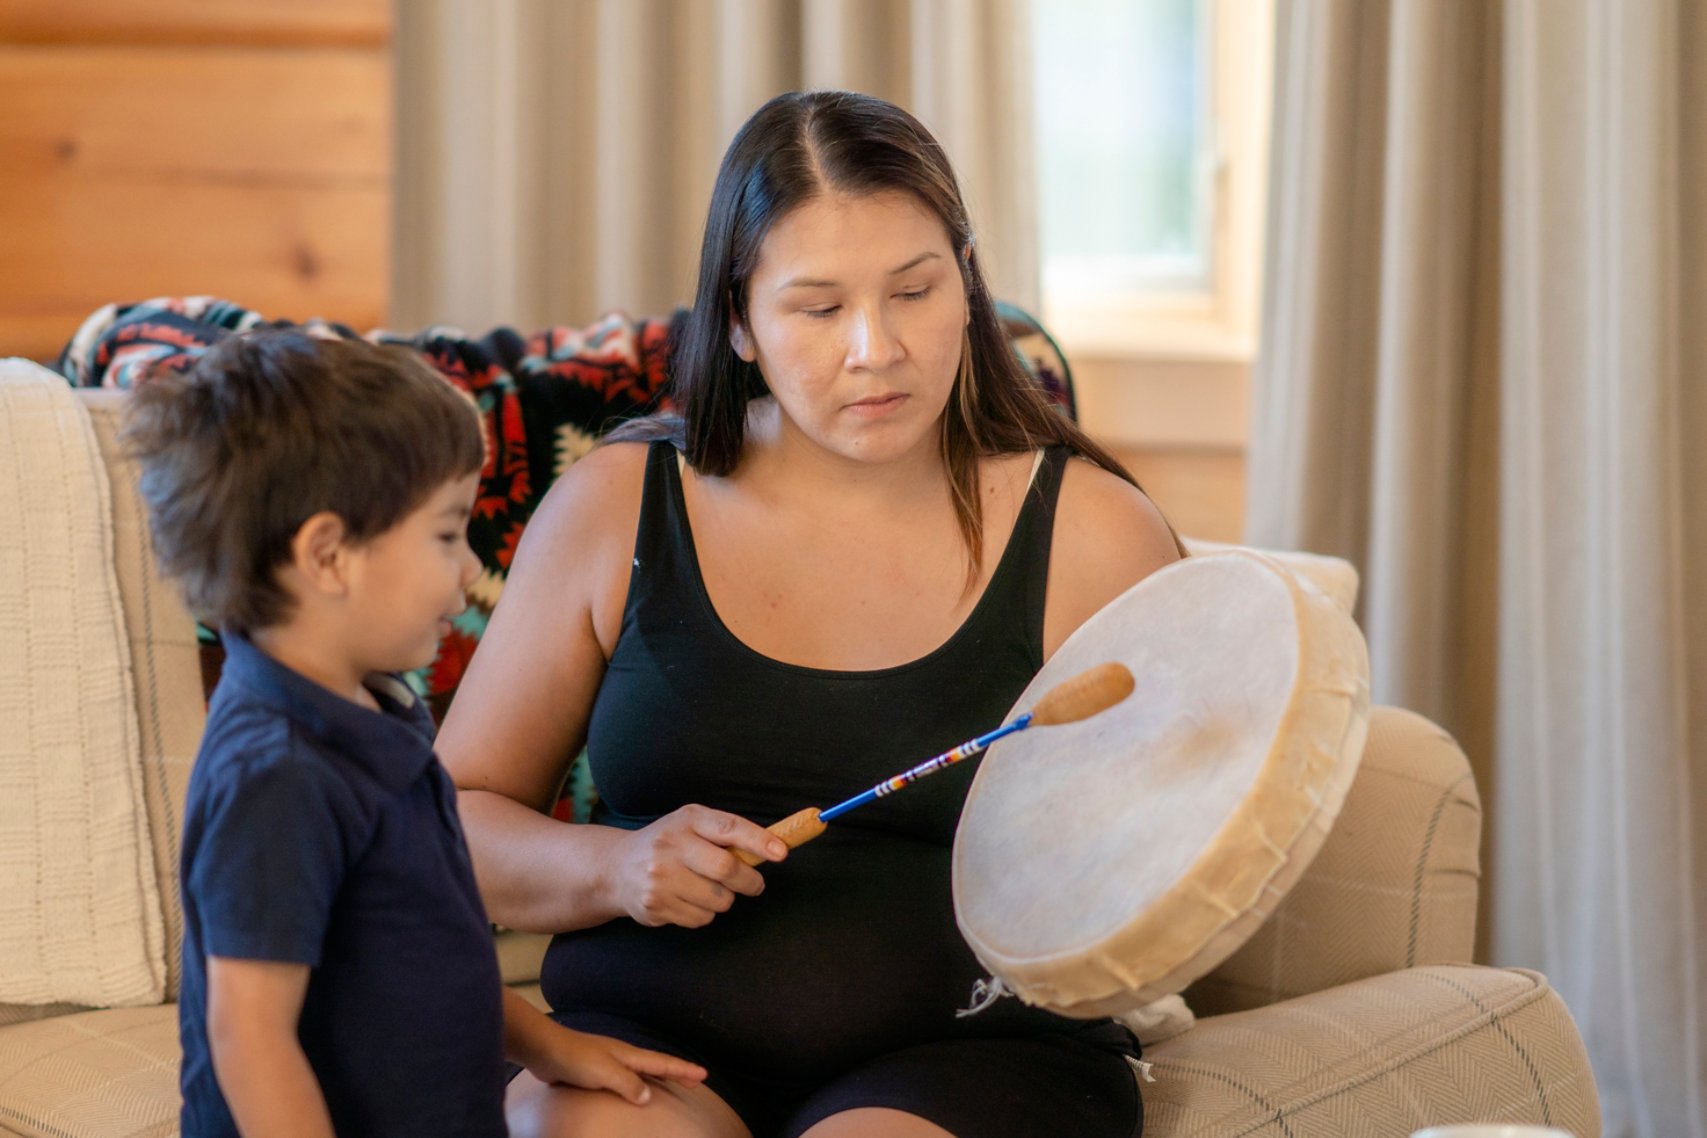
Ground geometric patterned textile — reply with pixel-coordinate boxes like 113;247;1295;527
56;296;680;726
52;297;1081;823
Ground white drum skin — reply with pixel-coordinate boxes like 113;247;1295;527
953;551;1370;1017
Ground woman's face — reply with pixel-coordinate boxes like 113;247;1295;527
733;189;969;466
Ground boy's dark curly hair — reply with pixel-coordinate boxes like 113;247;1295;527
122;329;484;633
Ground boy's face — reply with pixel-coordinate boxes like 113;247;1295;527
343;473;482;675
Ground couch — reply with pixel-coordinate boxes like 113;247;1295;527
0;319;1601;1136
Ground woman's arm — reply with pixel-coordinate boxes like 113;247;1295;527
438;444;784;934
1043;457;1183;659
206;958;336;1138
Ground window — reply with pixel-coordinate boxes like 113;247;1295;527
1032;0;1273;359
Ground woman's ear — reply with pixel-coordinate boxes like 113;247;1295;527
960;243;976;326
288;511;353;597
729;317;756;363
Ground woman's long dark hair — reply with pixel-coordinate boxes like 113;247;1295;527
614;89;1166;577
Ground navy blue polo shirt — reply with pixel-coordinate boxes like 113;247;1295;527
178;633;506;1138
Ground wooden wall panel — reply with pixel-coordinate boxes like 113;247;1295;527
0;48;388;181
0;0;389;47
0;178;387;353
0;4;391;362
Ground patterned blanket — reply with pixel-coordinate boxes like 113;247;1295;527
60;299;679;717
56;297;1074;820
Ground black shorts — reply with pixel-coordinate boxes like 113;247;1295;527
528;1010;1144;1138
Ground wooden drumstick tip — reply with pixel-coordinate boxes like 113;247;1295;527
734;806;826;867
1026;662;1135;727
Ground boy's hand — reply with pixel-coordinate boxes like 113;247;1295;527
520;1026;707;1105
502;987;705;1105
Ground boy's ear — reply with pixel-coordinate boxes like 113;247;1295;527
288;511;353;596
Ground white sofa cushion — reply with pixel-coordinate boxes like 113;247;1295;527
1182;536;1361;614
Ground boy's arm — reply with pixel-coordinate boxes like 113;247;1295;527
501;987;705;1104
207;957;336;1138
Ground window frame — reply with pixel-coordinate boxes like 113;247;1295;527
1035;0;1274;363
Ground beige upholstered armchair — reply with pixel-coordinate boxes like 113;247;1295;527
0;367;1600;1137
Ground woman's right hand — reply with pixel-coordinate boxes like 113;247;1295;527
607;805;788;928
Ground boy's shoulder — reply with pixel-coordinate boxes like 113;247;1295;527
191;686;369;825
198;676;318;774
183;700;379;899
193;637;443;840
193;661;445;832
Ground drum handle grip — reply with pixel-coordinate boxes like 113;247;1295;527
734;807;825;867
1027;662;1135;726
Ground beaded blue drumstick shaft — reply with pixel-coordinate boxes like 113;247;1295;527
816;716;1033;822
734;662;1134;866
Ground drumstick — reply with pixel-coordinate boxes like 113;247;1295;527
734;662;1134;867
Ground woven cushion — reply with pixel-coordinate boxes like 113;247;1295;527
0;1005;179;1138
0;364;164;1008
1192;706;1481;1016
0;1002;83;1030
1144;966;1600;1138
0;392;207;1030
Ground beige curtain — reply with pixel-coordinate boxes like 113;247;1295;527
390;0;1038;332
1250;2;1706;1136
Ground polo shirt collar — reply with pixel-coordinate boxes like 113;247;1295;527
217;631;437;793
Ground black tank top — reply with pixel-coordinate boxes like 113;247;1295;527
541;440;1082;1081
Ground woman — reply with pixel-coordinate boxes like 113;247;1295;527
439;90;1181;1138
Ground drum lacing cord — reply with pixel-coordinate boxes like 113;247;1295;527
955;975;1013;1017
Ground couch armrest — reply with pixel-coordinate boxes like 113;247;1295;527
1188;706;1481;1016
1147;966;1600;1138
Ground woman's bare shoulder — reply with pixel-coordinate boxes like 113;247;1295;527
437;440;656;803
1059;457;1178;555
540;438;654;509
521;440;653;557
502;440;655;643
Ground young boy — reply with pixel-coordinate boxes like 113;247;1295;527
124;330;703;1137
